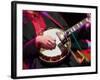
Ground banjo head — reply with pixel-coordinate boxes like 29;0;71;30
39;28;71;63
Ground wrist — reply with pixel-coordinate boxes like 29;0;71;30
35;36;42;48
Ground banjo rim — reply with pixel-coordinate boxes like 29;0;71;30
39;53;67;63
39;49;70;63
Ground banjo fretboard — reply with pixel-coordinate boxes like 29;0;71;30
65;17;90;36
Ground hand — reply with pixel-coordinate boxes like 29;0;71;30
86;40;91;48
36;35;56;50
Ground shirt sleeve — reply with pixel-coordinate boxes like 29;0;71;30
23;19;40;60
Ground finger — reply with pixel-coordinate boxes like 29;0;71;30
48;40;56;48
47;41;53;47
41;43;52;50
41;40;53;50
48;39;56;45
47;41;56;49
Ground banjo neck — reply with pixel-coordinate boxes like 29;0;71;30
64;17;90;36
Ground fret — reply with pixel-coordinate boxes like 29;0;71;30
76;24;80;28
79;22;83;26
72;27;76;32
70;28;74;33
74;25;79;30
78;22;83;27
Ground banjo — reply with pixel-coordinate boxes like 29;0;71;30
39;17;90;63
